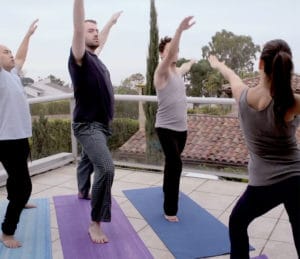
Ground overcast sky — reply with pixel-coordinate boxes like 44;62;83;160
1;0;299;86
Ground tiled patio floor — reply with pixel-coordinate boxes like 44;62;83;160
0;163;297;259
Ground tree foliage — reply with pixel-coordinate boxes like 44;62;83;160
177;30;260;98
143;0;162;163
202;29;260;76
120;73;145;88
177;58;223;97
144;0;159;96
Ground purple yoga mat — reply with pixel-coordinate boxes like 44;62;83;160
53;195;153;259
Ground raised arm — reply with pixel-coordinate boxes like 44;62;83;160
72;0;86;64
287;94;300;117
154;16;195;88
0;46;3;71
15;19;38;71
95;11;122;56
208;55;247;102
178;59;196;76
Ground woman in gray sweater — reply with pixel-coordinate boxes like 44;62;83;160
208;39;300;259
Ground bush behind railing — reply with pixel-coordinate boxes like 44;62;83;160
30;101;71;116
30;115;139;160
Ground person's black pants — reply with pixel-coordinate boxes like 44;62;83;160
229;176;300;259
0;138;32;235
156;128;187;216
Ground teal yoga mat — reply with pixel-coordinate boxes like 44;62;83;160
124;187;231;259
0;198;52;259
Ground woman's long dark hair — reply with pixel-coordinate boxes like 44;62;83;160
260;39;294;127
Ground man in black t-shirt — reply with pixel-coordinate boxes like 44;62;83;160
69;0;121;244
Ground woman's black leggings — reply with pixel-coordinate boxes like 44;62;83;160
229;176;300;259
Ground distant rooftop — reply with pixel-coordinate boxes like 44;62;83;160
24;78;73;98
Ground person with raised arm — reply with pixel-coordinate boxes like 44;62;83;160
69;0;121;244
0;19;38;248
154;16;195;222
208;39;300;259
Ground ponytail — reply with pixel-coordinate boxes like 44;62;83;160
270;51;294;127
260;39;294;127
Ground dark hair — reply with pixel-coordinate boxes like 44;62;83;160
84;19;97;24
159;36;172;53
260;39;294;126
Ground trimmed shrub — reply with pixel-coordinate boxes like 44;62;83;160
109;118;139;150
30;116;139;159
31;116;71;159
30;101;70;116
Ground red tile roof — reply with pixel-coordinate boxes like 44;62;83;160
118;115;248;167
119;74;300;168
118;114;300;168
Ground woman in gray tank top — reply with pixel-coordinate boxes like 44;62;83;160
154;16;196;222
208;40;300;259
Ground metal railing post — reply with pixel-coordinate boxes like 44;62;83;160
69;98;78;164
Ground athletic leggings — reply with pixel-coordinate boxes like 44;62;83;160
0;138;32;235
229;176;300;259
156;127;187;216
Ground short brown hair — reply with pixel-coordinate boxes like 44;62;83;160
159;36;172;53
84;19;97;24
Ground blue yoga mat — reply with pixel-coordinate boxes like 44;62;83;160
0;198;52;259
124;187;231;259
251;255;268;259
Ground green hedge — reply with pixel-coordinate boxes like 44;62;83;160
108;118;139;150
30;116;139;160
188;105;232;115
30;101;70;116
31;116;71;159
30;100;139;119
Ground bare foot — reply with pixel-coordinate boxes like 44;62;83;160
88;222;108;244
164;215;179;222
24;203;37;209
1;234;22;248
78;192;92;200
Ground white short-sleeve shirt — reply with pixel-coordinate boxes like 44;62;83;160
0;67;32;140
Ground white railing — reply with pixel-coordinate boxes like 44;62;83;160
29;94;236;105
28;93;74;104
0;94;238;186
28;94;236;160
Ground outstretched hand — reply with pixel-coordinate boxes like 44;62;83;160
190;59;197;65
27;19;39;37
178;16;195;32
110;11;123;25
208;55;224;69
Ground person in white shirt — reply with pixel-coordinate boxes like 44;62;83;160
0;19;38;248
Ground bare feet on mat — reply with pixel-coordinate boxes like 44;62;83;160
164;215;179;222
88;222;108;244
78;192;92;200
24;203;37;209
1;234;22;248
